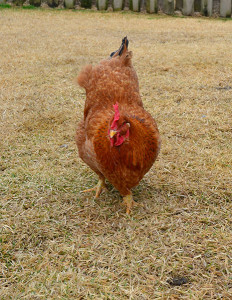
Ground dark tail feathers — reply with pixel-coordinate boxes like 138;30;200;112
110;37;129;58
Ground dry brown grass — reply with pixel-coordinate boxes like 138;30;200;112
1;8;232;299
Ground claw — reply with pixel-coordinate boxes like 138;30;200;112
81;178;106;199
122;193;138;214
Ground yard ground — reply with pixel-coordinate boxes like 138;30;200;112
0;8;232;299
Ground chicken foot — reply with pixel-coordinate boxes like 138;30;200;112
82;177;106;199
122;193;139;215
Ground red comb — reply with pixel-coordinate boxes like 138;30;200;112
111;102;120;129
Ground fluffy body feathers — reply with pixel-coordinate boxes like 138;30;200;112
76;37;161;213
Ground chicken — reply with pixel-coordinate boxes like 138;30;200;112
76;37;161;214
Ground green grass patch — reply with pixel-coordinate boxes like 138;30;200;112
22;5;36;9
0;3;11;8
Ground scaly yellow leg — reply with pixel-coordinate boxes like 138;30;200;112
82;178;106;199
122;193;139;214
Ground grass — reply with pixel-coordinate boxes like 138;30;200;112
0;3;11;8
22;5;36;9
0;9;232;299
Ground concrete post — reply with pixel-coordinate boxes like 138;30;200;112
146;0;157;12
97;0;108;9
220;0;231;17
201;0;213;16
130;0;141;11
64;0;74;8
163;0;174;14
182;0;194;15
113;0;124;10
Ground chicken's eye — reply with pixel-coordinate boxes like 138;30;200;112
120;122;130;129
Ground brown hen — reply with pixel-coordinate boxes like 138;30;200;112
76;37;161;214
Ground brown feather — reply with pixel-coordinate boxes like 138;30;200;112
76;38;161;201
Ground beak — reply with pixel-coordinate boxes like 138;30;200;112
109;130;117;138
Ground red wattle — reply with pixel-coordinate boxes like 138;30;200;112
114;133;125;146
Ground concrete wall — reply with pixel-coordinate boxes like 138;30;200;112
6;0;230;17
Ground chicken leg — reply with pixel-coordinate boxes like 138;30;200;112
82;176;106;199
122;193;139;214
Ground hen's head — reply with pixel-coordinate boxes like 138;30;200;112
109;103;130;147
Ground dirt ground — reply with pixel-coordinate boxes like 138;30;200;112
1;8;232;299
